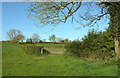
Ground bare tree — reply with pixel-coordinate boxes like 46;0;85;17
7;29;25;43
49;35;56;43
31;33;40;43
11;35;25;43
27;2;82;27
64;38;70;43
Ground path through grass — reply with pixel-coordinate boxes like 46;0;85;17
2;42;118;76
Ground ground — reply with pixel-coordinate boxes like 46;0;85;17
2;42;118;76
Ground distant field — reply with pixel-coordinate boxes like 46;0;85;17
36;43;65;47
2;42;118;76
35;43;65;52
19;42;65;52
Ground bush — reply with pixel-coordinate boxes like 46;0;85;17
19;42;26;44
65;41;82;57
65;30;115;60
21;45;49;55
23;45;42;54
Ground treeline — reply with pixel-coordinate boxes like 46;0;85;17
6;29;71;44
65;28;115;60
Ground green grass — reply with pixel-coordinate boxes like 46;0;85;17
2;42;118;76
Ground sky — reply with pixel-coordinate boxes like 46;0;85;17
2;2;110;41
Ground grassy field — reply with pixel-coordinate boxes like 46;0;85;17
2;42;118;76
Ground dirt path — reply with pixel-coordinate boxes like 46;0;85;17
50;51;64;54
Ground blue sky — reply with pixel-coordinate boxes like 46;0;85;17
2;2;109;41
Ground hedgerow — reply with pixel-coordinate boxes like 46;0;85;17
65;29;115;60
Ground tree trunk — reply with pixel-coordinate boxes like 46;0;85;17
115;38;120;59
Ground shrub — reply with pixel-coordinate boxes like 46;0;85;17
22;45;49;55
65;41;82;57
23;45;42;54
19;42;26;44
65;30;115;60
